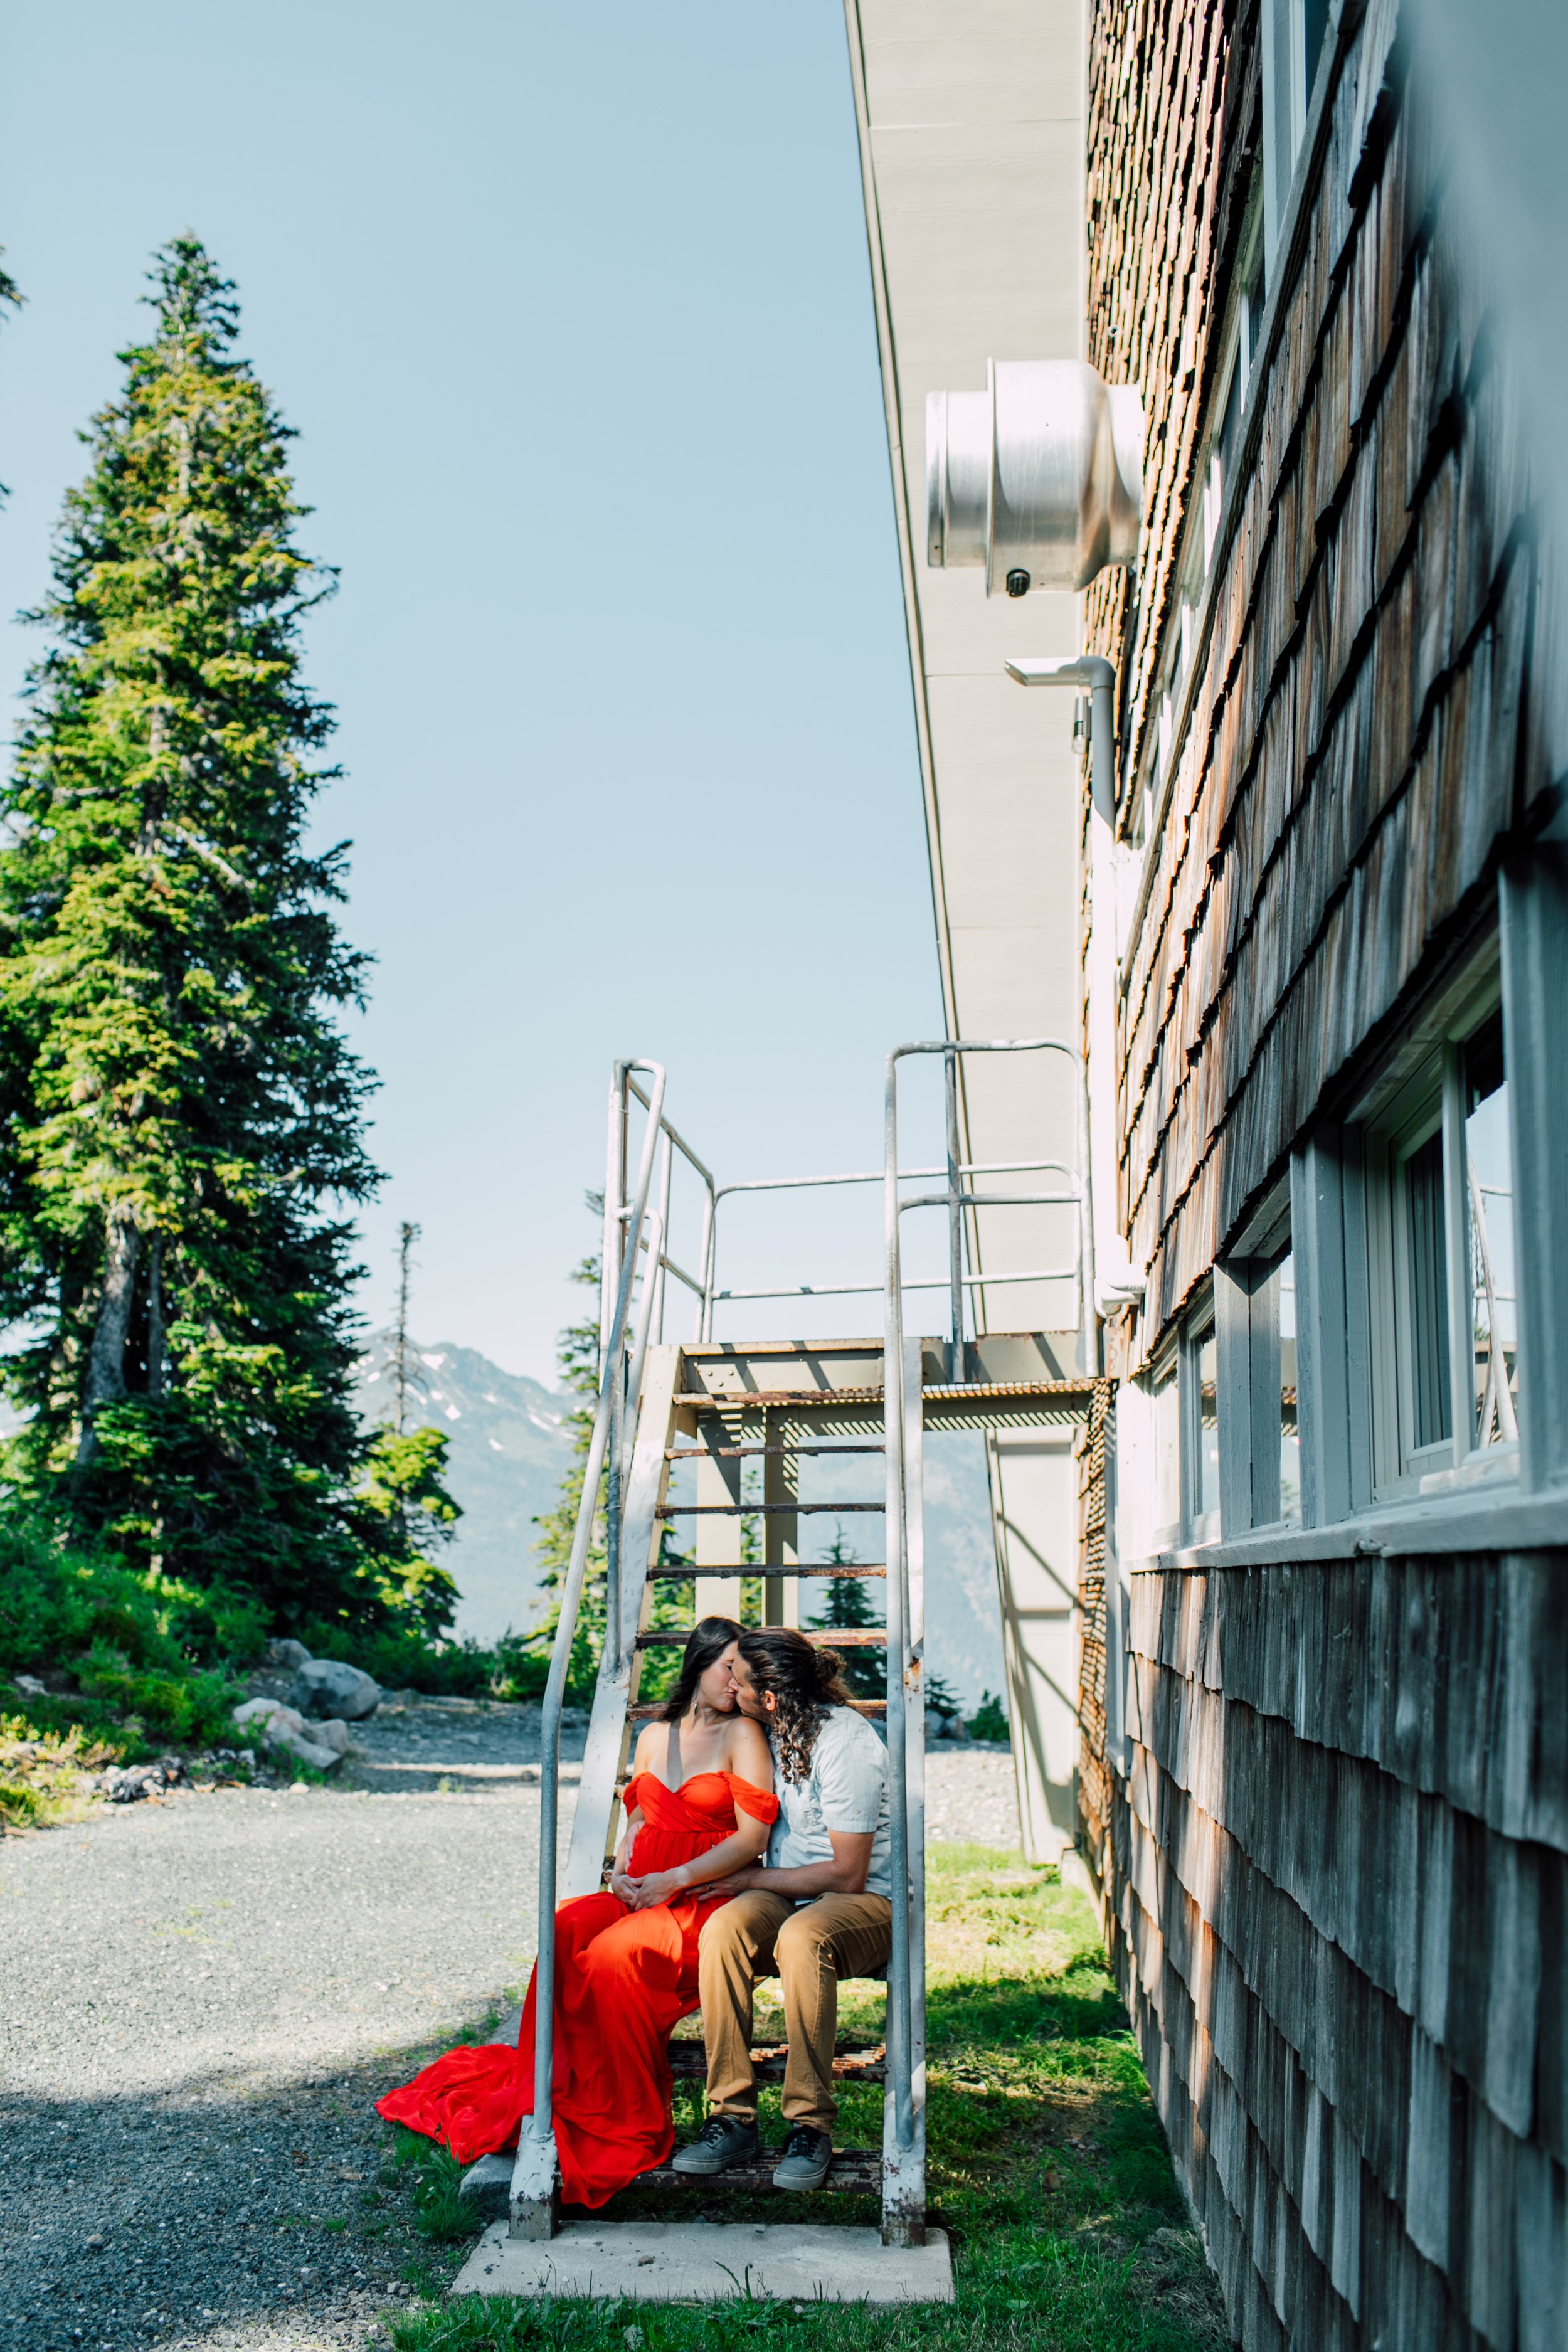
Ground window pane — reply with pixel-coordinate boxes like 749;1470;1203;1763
1278;1251;1301;1522
1153;1359;1180;1534
1303;0;1330;97
1404;1127;1451;1449
1195;1323;1220;1520
1463;1009;1519;1449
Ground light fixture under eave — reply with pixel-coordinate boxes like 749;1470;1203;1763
926;361;1145;596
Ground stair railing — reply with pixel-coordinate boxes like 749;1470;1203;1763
512;1059;667;2237
880;1036;1092;2237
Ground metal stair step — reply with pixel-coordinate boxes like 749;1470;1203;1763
656;1500;883;1517
647;1562;887;1581
630;2149;883;2194
666;2039;885;2084
676;1388;885;1411
667;1443;884;1460
630;1698;886;1720
637;1627;886;1649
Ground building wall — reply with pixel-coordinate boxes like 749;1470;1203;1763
1079;1;1568;2344
1090;0;1551;1328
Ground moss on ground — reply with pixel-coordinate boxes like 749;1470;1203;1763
383;1843;1229;2351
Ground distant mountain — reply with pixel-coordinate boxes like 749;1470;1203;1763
355;1335;576;1644
356;1336;1007;1708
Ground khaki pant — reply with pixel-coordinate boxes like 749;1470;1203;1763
697;1890;893;2135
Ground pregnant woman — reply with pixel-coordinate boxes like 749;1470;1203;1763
376;1617;776;2207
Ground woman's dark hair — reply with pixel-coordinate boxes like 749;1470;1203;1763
658;1616;744;1723
736;1627;855;1783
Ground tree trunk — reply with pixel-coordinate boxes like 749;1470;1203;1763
76;1210;140;1463
146;1234;166;1399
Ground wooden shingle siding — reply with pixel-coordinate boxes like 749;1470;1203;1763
1076;1;1568;2342
1089;4;1549;1328
1110;1550;1568;2351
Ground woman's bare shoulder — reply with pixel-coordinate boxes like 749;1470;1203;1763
628;1723;662;1775
724;1714;774;1786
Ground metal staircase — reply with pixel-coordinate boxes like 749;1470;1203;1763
505;1047;1101;2254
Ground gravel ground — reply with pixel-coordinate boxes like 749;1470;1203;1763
925;1745;1020;1848
1;1698;583;2352
1;1705;1019;2352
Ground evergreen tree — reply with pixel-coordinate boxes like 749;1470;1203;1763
352;1423;463;1639
809;1523;886;1699
0;236;383;1626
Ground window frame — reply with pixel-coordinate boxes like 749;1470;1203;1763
1362;964;1517;1500
1182;1289;1222;1543
1147;1336;1184;1554
1215;1193;1295;1540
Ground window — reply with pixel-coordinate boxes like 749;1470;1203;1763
1367;980;1521;1493
1278;1251;1301;1521
1215;1225;1297;1534
1185;1306;1221;1533
1263;0;1332;268
1461;1011;1519;1446
1151;1349;1182;1545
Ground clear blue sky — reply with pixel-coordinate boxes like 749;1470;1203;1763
0;3;951;1384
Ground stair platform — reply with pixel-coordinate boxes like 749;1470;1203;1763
452;2219;953;2303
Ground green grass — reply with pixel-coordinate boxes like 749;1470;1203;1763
383;1845;1228;2351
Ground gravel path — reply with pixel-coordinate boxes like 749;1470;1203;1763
1;1705;1019;2352
925;1745;1020;1848
1;1699;580;2352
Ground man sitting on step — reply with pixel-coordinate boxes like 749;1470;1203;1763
672;1626;893;2192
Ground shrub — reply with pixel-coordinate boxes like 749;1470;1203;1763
966;1689;1010;1743
0;1505;248;1756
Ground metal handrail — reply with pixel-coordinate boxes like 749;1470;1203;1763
523;1044;1093;2233
699;1154;1089;1344
880;1035;1091;2164
526;1062;667;2190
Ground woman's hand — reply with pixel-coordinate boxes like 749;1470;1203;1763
608;1868;639;1905
627;1867;688;1910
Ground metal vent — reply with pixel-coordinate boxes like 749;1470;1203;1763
926;361;1145;595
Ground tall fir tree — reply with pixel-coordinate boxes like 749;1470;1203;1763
0;236;385;1627
809;1523;886;1698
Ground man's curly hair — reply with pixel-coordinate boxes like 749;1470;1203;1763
736;1628;857;1784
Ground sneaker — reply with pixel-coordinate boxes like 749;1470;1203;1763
671;2114;760;2175
771;2124;833;2190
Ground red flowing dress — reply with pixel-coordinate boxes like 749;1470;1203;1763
376;1769;778;2209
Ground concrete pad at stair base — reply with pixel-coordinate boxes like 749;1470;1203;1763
451;2221;954;2304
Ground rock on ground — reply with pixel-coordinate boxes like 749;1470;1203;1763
290;1662;381;1724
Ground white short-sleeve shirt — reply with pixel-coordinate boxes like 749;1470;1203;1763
766;1705;892;1900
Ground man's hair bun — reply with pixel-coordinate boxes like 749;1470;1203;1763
813;1643;845;1691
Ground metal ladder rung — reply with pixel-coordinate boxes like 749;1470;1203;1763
666;2037;885;2083
675;1388;885;1411
636;1626;886;1648
647;1562;887;1581
665;1443;886;1459
655;1500;883;1518
630;1698;886;1719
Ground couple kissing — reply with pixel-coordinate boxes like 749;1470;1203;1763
377;1619;893;2206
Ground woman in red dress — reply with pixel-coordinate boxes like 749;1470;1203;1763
376;1619;776;2208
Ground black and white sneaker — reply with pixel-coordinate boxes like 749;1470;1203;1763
771;2124;833;2190
671;2114;761;2175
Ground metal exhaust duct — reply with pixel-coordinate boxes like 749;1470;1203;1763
926;361;1145;596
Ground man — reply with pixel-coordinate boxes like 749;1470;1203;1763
672;1625;893;2191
